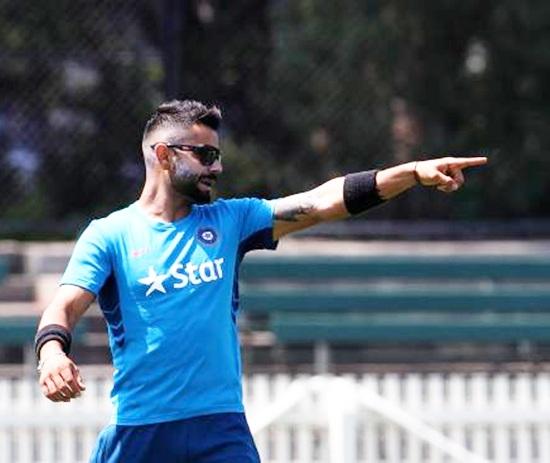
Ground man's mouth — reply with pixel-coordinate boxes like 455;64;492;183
198;176;216;189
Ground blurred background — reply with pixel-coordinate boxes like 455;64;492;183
2;1;550;462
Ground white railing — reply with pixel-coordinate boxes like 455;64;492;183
2;368;550;463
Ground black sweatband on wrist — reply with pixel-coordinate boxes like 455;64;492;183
34;324;72;358
343;170;386;215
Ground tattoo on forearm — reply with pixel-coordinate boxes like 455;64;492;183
274;197;316;222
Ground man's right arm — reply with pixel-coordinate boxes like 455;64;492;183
37;285;95;402
270;157;488;239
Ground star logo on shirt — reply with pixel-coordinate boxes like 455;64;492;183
138;266;170;297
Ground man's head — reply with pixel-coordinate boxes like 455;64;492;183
142;100;223;204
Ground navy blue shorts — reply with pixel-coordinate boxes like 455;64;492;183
89;412;260;463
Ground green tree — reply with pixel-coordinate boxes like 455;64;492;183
0;0;155;224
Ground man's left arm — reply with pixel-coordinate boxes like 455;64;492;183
270;157;488;240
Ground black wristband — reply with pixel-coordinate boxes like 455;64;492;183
343;170;386;215
34;324;72;358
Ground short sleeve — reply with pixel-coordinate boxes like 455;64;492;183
60;220;113;296
232;198;278;254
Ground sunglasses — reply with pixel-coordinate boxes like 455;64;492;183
151;143;222;166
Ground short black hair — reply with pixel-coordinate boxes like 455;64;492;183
143;99;222;140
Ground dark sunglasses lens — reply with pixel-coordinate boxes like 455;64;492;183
195;146;220;166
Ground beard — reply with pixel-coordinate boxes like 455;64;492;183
169;159;213;204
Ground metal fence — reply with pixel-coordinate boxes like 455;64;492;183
0;0;156;237
2;1;550;239
2;368;550;463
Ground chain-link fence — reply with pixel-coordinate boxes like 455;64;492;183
0;0;159;238
2;1;550;238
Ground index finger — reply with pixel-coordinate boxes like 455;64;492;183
448;157;488;168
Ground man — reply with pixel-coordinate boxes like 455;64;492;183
35;99;487;462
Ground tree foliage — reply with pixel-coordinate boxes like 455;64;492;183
0;0;154;222
1;0;550;235
178;0;550;219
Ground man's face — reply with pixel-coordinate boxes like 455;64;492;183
164;123;222;204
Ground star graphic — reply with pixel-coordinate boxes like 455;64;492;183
138;266;170;297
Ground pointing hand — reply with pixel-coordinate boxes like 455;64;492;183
415;157;488;193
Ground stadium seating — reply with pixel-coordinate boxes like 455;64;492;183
2;248;550;357
0;249;89;349
239;256;550;343
0;256;8;283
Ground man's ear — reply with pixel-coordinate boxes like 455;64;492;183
154;144;171;170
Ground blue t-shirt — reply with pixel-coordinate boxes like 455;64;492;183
61;198;277;425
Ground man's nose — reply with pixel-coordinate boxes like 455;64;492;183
209;159;223;174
